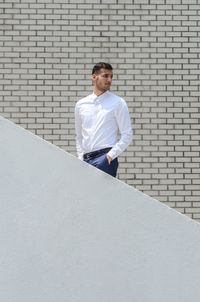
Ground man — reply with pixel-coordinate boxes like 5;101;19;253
75;62;132;177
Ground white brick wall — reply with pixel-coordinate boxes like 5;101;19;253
1;0;200;221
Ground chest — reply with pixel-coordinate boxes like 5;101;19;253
80;101;116;122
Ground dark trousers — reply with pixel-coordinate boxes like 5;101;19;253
84;153;118;177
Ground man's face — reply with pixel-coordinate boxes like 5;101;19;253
92;68;113;93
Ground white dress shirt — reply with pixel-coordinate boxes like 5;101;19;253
75;90;133;160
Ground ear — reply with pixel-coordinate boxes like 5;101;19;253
91;74;97;81
91;74;97;85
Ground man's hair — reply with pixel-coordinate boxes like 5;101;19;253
92;62;113;75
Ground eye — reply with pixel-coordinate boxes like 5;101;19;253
103;74;113;79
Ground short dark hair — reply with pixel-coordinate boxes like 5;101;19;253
92;62;113;75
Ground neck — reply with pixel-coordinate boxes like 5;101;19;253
94;88;108;96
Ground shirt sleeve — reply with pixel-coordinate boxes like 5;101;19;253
107;98;133;160
75;103;84;160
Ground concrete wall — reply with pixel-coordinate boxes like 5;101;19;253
0;115;200;302
0;0;200;220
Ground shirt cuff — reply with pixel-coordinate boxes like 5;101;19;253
107;150;116;160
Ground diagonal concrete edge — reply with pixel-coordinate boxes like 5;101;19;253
0;115;200;302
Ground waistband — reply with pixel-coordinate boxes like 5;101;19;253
83;147;112;161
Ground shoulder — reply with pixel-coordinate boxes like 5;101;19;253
75;94;92;108
107;91;127;108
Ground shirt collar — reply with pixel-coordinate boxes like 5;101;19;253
91;90;109;102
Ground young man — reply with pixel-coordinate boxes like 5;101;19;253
75;62;132;177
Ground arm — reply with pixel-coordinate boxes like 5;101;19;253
75;104;84;160
107;99;133;161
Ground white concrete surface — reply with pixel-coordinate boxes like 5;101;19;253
0;115;200;302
